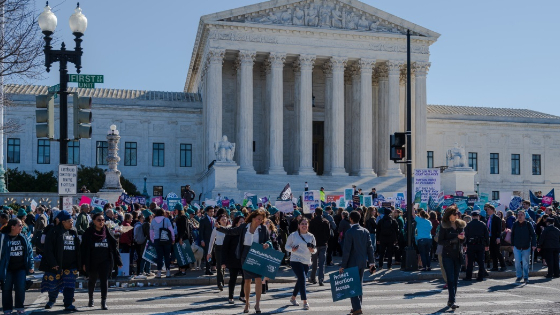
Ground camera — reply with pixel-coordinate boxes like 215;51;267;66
307;243;316;249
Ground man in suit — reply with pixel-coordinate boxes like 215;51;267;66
486;204;506;271
340;211;376;315
199;206;215;275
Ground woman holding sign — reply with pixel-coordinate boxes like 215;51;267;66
81;212;122;310
285;217;317;310
216;208;271;314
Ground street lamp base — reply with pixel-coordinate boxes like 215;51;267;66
401;246;419;272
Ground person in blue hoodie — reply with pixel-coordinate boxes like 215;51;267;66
0;218;34;315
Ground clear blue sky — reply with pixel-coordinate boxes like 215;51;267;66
28;0;560;115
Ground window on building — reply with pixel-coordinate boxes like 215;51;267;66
511;154;520;175
490;153;499;174
492;191;500;200
37;139;50;164
427;151;434;168
532;154;541;175
152;143;165;167
124;142;137;166
68;141;80;165
153;186;163;196
96;141;108;165
7;138;20;163
180;144;192;167
468;152;478;171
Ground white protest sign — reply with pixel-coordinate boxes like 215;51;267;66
91;197;109;207
275;200;293;213
30;200;38;211
499;191;513;209
205;199;217;207
62;197;73;211
58;164;78;195
414;168;440;204
303;200;320;214
303;190;320;202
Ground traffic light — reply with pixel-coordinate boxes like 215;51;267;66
72;92;92;139
36;92;55;138
390;132;406;162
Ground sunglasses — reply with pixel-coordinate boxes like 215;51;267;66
96;219;105;222
450;212;458;216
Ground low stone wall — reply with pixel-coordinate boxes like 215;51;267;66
0;192;98;208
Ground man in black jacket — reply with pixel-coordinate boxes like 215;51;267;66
182;185;196;205
511;210;536;282
485;204;506;271
308;207;331;285
463;211;489;281
376;208;399;270
199;206;215;275
538;217;560;278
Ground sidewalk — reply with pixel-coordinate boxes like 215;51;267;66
29;256;550;289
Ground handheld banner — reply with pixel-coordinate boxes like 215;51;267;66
330;266;362;302
142;241;158;264
242;243;284;279
173;241;196;266
344;188;354;201
275;200;294;213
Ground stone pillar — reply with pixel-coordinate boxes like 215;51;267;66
376;63;389;176
414;62;430;170
357;59;376;176
265;52;287;175
237;50;256;173
323;62;333;174
294;55;316;175
350;65;360;175
383;60;403;176
205;48;225;166
372;73;379;173
325;57;348;176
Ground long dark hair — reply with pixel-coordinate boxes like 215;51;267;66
1;219;20;234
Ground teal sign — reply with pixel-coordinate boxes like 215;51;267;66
456;200;468;213
329;266;362;302
174;241;195;266
142;241;158;264
167;197;182;211
48;84;60;99
242;243;283;279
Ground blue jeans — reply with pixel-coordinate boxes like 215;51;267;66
154;239;172;270
2;269;26;312
417;238;432;269
369;234;376;254
442;256;461;304
513;247;530;279
310;246;327;282
290;261;309;300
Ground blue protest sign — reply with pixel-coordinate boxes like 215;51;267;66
509;196;522;211
242;243;284;279
329;266;362;302
456;201;468;213
167;197;182;210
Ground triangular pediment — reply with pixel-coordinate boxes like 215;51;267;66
201;0;440;39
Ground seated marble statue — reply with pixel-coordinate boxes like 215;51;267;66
215;135;235;162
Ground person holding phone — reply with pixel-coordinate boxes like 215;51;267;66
285;217;317;310
438;206;466;310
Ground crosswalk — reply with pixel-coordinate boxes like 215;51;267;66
24;279;560;314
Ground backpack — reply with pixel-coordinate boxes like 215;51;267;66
158;218;172;245
133;223;147;244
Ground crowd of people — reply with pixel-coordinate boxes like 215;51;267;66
0;186;559;314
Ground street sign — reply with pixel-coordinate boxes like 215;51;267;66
48;84;60;99
78;82;95;88
58;164;78;195
68;74;104;83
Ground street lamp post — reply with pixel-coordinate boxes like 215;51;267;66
476;182;480;196
39;2;87;207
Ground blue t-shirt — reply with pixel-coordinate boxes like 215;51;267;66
415;216;433;242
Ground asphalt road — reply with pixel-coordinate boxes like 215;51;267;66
19;277;560;314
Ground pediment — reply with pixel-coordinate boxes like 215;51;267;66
202;0;440;39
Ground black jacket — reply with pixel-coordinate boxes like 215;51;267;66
438;219;466;258
377;216;399;244
40;224;81;272
464;219;489;249
488;214;503;240
199;216;214;244
80;225;122;273
222;234;242;269
511;221;536;250
338;218;351;236
175;215;193;243
182;189;196;203
217;223;270;260
308;216;331;247
538;225;560;249
365;217;377;234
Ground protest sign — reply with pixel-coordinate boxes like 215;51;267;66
329;266;362;302
167;197;182;210
118;253;130;276
275;200;293;213
363;196;372;207
414;169;440;204
344;188;354;202
152;196;163;206
205;199;217;207
500;192;513;209
91;197;109;208
338;198;346;208
242;243;284;279
30;200;38;211
327;195;342;203
542;196;553;206
221;199;230;207
303;200;320;214
173;241;196;266
467;195;478;207
455;191;464;197
79;195;91;206
414;191;422;204
63;197;73;211
456;201;468;213
142;241;158;264
479;193;489;203
509;196;522;210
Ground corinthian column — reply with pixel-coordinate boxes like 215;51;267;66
265;52;287;175
383;60;403;176
294;55;316;175
205;48;225;166
357;58;376;176
414;62;430;170
237;50;256;173
325;57;348;176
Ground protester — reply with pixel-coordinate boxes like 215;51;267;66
222;214;246;304
175;205;194;276
308;207;330;286
537;217;560;278
182;184;196;205
41;210;81;311
136;209;154;278
81;212;122;310
0;219;34;315
216;208;271;314
463;211;489;281
149;208;175;278
339;211;376;315
486;204;506;271
377;207;398;270
337;210;351;251
75;204;91;236
285;217;317;310
199;206;215;275
414;209;433;271
438;205;466;310
511;210;537;283
207;213;229;291
33;206;49;254
364;207;377;257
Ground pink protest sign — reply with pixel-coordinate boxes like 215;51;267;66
542;196;553;206
222;199;230;207
152;196;163;205
79;196;91;206
181;199;187;206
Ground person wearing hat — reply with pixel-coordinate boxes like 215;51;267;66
537;217;560;278
40;210;81;311
76;204;91;236
463;210;489;281
289;210;302;234
376;208;398;270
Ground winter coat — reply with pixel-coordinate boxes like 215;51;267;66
0;233;34;281
511;221;536;250
80;225;122;273
40;224;81;272
538;225;560;250
438;219;466;258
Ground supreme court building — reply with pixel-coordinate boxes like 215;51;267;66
6;0;560;202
